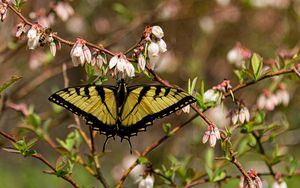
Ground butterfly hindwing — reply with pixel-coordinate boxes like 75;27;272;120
118;85;196;137
48;85;118;136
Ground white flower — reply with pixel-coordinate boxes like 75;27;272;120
126;62;135;77
158;39;167;53
0;2;8;22
202;125;221;147
137;175;154;188
27;25;40;50
232;106;250;125
204;89;221;104
49;42;56;56
272;181;287;188
138;54;146;71
82;45;92;63
109;54;134;77
16;22;28;38
151;25;164;39
276;89;290;106
109;55;118;69
92;54;106;68
148;42;160;57
70;39;85;66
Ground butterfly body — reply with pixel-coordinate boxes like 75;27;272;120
49;79;196;140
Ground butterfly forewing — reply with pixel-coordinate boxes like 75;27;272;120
49;85;118;136
118;86;196;137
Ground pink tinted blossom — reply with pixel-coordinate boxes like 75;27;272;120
202;124;221;147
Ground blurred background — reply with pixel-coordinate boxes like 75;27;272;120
1;0;300;187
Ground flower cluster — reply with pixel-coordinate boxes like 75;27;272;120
109;53;135;78
202;124;221;147
70;38;92;66
231;101;250;125
147;26;167;68
0;0;8;22
25;24;58;56
257;84;290;111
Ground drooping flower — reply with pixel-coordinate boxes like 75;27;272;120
203;89;222;104
137;174;154;188
231;102;250;125
158;39;167;53
16;22;29;38
151;25;164;39
275;83;290;107
70;38;92;66
109;53;135;78
202;124;221;147
148;42;160;58
257;90;280;111
227;42;252;68
27;24;41;50
138;54;146;71
70;38;86;66
0;1;8;22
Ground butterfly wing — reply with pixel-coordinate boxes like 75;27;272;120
48;85;118;136
119;86;196;138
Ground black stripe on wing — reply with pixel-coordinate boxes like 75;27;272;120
48;86;117;136
118;87;196;138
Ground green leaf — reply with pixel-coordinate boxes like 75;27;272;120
13;139;37;157
212;170;226;182
55;156;74;177
56;130;82;152
251;53;263;81
112;3;133;21
26;113;41;128
0;76;22;93
163;123;172;136
137;156;149;165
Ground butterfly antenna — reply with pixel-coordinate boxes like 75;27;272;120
102;136;110;152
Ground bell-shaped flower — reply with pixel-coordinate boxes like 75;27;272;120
138;54;146;71
137;174;154;188
0;2;8;22
27;25;41;50
82;45;92;63
158;39;167;53
148;42;160;58
202;124;221;147
70;38;85;66
151;25;164;39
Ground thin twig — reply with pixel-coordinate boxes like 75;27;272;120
89;127;110;188
0;130;80;188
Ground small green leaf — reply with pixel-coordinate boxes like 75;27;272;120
0;76;22;93
163;123;172;136
212;170;226;182
251;53;263;80
26;113;41;128
137;156;149;165
55;156;74;177
56;130;82;153
13;139;37;157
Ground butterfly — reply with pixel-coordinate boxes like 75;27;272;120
49;79;196;151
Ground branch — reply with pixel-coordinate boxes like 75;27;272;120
0;130;80;188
